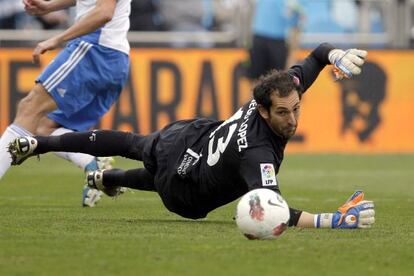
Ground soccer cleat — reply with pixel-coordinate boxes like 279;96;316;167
82;186;103;207
82;157;116;207
8;136;38;165
86;169;124;197
96;157;127;195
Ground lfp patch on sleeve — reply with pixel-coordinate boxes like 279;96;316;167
260;163;278;186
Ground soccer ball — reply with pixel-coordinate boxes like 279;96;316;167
235;188;290;240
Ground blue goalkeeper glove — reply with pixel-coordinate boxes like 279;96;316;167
328;48;367;80
315;191;375;229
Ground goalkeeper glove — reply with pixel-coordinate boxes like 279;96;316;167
328;48;367;80
315;191;375;229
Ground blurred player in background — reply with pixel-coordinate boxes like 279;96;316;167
0;0;131;207
248;0;305;80
9;43;375;230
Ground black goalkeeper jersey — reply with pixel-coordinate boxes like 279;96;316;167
152;43;334;219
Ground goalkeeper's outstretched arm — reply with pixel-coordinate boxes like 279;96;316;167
289;43;367;94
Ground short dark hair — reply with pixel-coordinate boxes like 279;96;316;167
253;70;302;111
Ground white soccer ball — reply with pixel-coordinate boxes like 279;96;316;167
235;188;290;240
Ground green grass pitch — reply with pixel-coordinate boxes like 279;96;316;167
0;154;413;275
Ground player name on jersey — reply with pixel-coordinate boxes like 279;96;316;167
237;100;257;152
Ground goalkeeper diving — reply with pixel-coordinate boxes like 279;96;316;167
8;43;374;229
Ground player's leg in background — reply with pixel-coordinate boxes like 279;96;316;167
29;40;128;205
0;84;56;180
267;38;288;71
248;35;269;80
37;118;113;207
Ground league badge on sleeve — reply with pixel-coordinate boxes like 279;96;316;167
260;163;278;187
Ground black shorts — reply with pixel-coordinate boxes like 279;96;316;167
142;119;217;219
248;35;288;79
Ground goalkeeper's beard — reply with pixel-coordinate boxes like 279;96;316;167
269;124;297;140
283;125;297;139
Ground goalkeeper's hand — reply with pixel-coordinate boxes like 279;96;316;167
328;48;367;80
315;191;375;229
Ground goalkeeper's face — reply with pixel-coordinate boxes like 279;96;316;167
259;90;301;139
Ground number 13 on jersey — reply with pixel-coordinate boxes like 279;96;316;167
207;108;243;166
